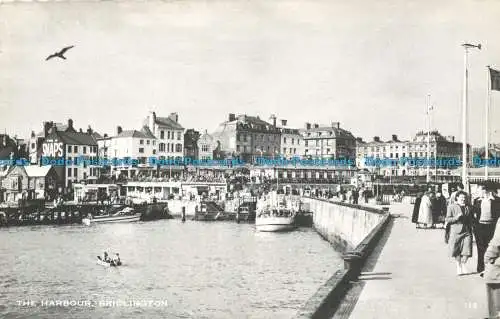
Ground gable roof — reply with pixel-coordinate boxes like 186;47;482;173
45;131;97;146
155;117;184;130
115;127;156;139
25;166;53;177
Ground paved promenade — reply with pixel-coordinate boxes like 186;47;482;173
335;202;489;319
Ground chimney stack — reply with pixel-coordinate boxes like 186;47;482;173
148;112;156;135
305;122;311;130
117;126;123;135
87;125;93;134
281;119;287;126
228;113;236;121
104;133;108;138
392;134;398;142
31;130;35;138
272;117;276;127
314;123;319;129
79;128;83;133
68;119;74;130
373;136;380;142
356;137;363;143
331;122;340;129
43;121;52;138
51;122;58;134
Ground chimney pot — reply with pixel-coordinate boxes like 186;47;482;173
117;126;123;135
305;122;311;130
229;113;236;121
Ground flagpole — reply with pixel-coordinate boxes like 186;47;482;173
426;94;431;183
461;43;481;190
486;66;491;179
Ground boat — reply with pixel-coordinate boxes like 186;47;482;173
255;192;297;232
96;256;121;267
255;207;296;232
82;207;141;225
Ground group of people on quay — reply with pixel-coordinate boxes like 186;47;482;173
413;182;500;277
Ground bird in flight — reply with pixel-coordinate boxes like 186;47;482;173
46;45;75;61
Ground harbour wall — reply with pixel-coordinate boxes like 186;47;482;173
294;198;391;319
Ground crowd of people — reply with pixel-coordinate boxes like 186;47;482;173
412;182;500;277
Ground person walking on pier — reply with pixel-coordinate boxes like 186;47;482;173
412;192;423;228
472;184;500;276
446;191;473;275
432;191;447;228
418;191;434;229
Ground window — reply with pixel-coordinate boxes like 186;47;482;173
202;145;209;152
291;138;294;145
67;145;72;153
283;148;287;153
140;140;144;145
167;131;171;139
73;168;78;177
177;132;181;140
237;145;241;152
153;150;156;155
67;168;72;177
153;140;156;145
139;148;144;153
176;144;182;152
284;137;287;144
147;140;150;145
160;131;164;139
74;146;78;153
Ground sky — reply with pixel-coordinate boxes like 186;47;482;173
1;0;500;146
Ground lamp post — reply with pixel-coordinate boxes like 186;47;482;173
461;43;481;190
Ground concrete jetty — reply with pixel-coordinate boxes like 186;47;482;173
335;202;488;319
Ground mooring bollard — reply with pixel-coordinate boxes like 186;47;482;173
343;252;363;280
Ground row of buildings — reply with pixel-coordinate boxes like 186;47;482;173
0;111;477;201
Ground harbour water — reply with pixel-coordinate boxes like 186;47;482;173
0;221;342;318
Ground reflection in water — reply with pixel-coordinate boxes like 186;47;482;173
0;221;342;318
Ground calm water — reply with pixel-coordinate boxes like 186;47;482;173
0;221;341;319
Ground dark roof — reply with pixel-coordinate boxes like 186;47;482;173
0;146;16;159
46;131;97;146
91;132;103;140
141;126;156;139
155;117;184;130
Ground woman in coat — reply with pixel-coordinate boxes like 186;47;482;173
412;192;423;228
418;192;434;228
445;191;473;275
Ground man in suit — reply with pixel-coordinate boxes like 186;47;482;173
473;183;500;276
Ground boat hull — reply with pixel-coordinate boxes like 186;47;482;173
83;213;141;225
255;217;296;232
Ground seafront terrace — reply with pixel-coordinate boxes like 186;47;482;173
334;202;488;319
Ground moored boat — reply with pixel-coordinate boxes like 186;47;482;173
255;209;296;232
82;207;140;225
255;192;297;232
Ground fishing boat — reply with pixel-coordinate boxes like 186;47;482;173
82;207;140;225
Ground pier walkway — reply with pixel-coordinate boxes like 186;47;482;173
335;202;489;319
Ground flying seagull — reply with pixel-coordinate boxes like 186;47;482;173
46;45;75;61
